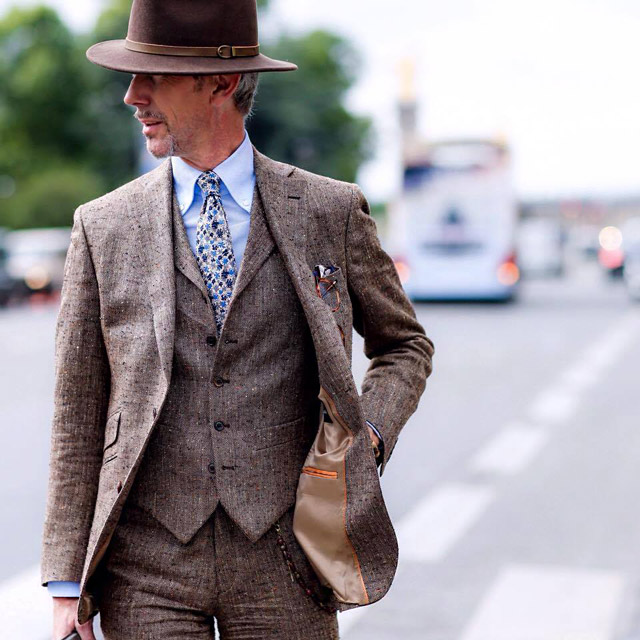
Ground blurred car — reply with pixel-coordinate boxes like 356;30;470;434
0;228;20;306
622;218;640;300
624;248;640;300
597;225;624;278
6;227;71;297
516;218;565;277
568;224;600;260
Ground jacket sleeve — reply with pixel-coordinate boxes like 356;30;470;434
346;185;434;474
40;206;110;585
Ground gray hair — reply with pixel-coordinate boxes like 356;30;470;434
233;72;259;118
193;72;259;119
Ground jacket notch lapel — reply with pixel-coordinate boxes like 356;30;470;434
131;159;177;388
230;184;275;302
254;149;354;399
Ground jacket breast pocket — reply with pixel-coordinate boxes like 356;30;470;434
313;265;342;307
313;264;347;345
103;410;121;464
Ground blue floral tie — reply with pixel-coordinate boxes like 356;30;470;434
195;170;238;335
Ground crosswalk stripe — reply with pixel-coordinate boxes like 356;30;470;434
470;423;548;476
528;386;579;424
397;483;495;563
461;564;625;640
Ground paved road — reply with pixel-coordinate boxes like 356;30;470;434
1;264;639;639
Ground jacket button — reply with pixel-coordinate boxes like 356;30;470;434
208;462;216;474
116;481;123;493
206;336;216;346
214;420;225;432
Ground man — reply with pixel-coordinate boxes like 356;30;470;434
41;1;434;638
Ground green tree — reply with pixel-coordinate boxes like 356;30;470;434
0;0;371;229
0;3;139;229
78;0;138;189
248;30;372;182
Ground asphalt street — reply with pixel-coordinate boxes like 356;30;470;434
1;262;639;639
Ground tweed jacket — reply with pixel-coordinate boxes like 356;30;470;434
41;148;434;623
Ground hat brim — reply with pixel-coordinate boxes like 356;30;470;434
87;40;297;74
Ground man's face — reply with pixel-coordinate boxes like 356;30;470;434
124;74;212;158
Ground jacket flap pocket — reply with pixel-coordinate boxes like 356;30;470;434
244;415;307;451
103;411;121;451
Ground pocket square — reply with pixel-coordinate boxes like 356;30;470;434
313;264;339;279
312;264;341;312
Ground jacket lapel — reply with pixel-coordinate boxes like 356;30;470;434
231;183;275;302
172;190;209;299
254;149;360;406
128;159;176;389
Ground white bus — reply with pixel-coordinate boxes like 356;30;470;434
393;139;519;301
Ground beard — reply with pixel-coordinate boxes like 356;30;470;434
135;109;176;158
147;132;176;159
136;109;204;159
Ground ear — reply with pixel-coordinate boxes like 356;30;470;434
209;74;242;106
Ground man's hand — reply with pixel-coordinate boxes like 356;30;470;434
52;597;96;640
367;425;380;449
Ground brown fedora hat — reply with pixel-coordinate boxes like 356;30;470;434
86;0;297;75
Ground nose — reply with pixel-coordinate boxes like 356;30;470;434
124;74;152;107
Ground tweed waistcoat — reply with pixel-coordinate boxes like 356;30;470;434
128;184;321;542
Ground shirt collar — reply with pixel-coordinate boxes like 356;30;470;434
170;130;255;214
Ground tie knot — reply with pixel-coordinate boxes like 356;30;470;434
197;170;221;197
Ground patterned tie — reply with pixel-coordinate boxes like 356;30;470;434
195;170;238;334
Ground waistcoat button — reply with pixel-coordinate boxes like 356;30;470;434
208;462;216;474
213;377;225;387
206;336;216;346
214;420;225;431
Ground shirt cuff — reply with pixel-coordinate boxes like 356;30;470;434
47;581;81;597
365;420;382;442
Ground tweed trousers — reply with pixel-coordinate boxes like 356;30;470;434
94;501;338;639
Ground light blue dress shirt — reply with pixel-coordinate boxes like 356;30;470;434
47;133;256;599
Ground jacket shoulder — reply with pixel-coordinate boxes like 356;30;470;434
76;161;169;222
255;148;357;205
290;165;357;203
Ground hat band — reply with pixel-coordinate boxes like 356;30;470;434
125;39;260;59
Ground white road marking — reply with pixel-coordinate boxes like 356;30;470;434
340;484;495;636
0;564;51;638
560;362;601;392
461;564;625;640
397;483;495;563
470;423;549;476
528;311;640;426
528;386;579;424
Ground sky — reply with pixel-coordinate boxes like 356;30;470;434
2;0;640;202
